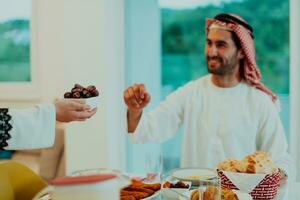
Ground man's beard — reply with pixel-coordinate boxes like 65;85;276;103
206;56;239;76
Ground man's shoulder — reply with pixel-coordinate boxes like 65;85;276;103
243;82;276;107
244;83;270;98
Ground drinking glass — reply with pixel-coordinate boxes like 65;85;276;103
196;177;221;200
145;152;163;183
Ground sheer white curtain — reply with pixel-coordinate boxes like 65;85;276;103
289;0;300;181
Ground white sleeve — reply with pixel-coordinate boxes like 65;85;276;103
128;82;193;143
4;104;56;150
256;99;294;178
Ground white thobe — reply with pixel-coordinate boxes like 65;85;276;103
128;75;292;176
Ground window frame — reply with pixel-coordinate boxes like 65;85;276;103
0;1;40;100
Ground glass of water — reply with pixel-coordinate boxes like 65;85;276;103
193;177;221;200
145;152;163;183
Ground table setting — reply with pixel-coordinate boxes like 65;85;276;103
33;151;299;200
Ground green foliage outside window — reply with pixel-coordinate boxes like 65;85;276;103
161;0;289;94
0;19;30;82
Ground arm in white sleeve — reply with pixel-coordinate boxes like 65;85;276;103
2;104;56;150
256;99;294;178
128;82;193;143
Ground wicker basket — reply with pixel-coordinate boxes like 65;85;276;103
217;169;280;200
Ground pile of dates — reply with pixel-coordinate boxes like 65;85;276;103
64;84;99;98
163;181;189;189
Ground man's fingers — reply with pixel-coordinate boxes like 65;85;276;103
138;84;146;99
143;92;151;105
132;84;142;103
124;91;140;109
124;90;132;104
127;87;141;107
124;90;135;109
124;83;148;108
127;87;136;99
130;98;140;108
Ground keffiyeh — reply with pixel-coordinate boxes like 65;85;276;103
206;14;277;102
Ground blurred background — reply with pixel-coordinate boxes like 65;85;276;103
0;0;299;181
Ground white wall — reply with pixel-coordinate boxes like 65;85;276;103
64;0;126;174
0;0;126;174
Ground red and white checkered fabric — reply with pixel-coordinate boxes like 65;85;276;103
206;18;277;102
217;169;280;200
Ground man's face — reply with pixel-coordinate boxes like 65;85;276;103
205;28;242;76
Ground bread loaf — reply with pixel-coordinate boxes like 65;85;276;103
217;159;238;172
235;151;278;174
218;151;278;174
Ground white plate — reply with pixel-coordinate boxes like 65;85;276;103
70;168;119;177
142;190;161;200
171;168;216;182
32;186;54;200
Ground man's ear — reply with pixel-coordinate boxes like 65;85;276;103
238;49;245;59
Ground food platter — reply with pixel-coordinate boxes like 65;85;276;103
120;179;161;200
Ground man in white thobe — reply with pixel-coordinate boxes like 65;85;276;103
123;13;292;181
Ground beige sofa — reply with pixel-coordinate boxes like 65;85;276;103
11;123;65;182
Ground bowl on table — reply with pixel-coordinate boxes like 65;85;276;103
162;180;191;199
170;167;216;186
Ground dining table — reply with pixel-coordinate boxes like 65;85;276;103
35;170;300;200
123;171;300;200
274;181;300;200
156;181;300;200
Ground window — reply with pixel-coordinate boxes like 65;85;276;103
0;0;31;82
0;0;40;100
160;0;290;171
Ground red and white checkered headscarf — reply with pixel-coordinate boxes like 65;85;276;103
206;14;277;102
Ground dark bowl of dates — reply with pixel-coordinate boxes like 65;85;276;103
64;84;100;109
162;181;190;199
